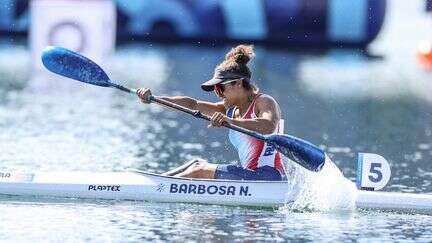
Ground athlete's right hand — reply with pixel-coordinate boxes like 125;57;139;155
136;88;152;104
208;112;229;128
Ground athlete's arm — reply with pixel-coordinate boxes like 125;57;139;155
210;95;281;134
137;88;226;117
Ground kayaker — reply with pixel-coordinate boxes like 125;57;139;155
137;45;284;181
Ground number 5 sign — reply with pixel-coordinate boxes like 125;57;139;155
356;153;391;191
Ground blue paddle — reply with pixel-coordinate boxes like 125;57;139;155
41;46;326;172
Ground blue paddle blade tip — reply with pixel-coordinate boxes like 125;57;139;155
266;134;326;172
41;46;111;87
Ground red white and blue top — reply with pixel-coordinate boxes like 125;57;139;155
226;94;284;172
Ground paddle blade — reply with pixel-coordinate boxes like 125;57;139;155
266;134;326;172
41;46;111;87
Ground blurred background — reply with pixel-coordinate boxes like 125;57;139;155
0;0;431;193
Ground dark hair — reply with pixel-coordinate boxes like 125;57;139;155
216;45;259;93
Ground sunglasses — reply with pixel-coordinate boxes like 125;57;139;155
214;78;242;97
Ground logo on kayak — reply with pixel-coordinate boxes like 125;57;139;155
88;185;121;192
156;183;165;192
167;183;251;196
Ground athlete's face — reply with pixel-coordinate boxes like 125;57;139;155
214;80;242;107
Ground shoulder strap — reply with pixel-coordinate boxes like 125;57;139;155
243;93;262;119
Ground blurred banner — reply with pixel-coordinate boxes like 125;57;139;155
2;0;386;47
30;0;116;72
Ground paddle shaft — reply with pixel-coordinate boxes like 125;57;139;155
112;82;267;141
151;96;266;141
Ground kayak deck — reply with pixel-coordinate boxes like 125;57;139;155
0;170;431;212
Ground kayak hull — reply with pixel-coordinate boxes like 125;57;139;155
1;170;432;212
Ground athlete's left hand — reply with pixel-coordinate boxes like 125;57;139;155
208;112;230;128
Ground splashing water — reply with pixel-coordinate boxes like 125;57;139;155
282;155;358;212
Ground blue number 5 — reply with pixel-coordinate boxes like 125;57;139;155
369;163;383;183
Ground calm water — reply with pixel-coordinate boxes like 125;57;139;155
1;1;432;241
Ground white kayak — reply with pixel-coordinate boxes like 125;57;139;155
0;170;431;212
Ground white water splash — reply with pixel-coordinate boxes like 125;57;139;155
282;155;358;212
